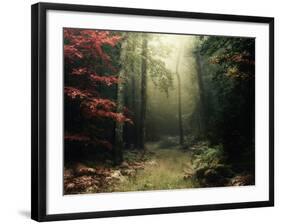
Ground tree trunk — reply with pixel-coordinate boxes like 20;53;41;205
139;35;148;150
124;66;137;149
114;39;128;164
123;79;130;148
195;51;206;136
175;48;184;145
131;70;138;148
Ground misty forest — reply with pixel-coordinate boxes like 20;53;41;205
63;28;255;194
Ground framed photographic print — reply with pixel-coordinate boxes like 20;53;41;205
31;2;274;222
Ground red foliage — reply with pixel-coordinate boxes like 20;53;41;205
71;67;88;76
65;133;90;142
64;87;92;99
64;28;131;151
64;28;121;63
82;98;132;124
88;98;116;112
64;45;84;60
64;133;113;150
70;67;119;87
90;74;119;86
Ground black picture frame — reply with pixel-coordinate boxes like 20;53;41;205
31;2;274;222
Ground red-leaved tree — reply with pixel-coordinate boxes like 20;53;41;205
63;28;131;156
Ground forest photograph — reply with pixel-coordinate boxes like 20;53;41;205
63;28;255;195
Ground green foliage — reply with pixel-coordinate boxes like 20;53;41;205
194;35;255;167
191;145;234;186
118;32;174;96
123;151;141;163
192;145;225;169
199;36;255;79
148;58;174;96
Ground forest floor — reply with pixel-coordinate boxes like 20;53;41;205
111;142;200;192
64;141;200;194
64;140;254;194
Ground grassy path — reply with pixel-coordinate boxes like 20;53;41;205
112;142;200;192
65;141;253;194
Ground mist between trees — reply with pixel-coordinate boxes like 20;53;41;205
63;29;255;194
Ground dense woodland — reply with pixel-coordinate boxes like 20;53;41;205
63;28;255;194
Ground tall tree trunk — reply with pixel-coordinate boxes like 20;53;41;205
195;51;206;136
139;35;148;150
175;48;184;145
123;80;130;148
135;74;141;148
124;66;137;149
129;41;139;149
114;39;128;164
131;69;138;148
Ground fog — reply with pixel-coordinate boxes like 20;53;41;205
146;34;201;139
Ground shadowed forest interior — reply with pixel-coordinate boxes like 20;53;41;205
63;28;255;194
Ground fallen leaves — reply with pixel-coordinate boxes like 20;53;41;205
228;174;254;186
64;160;147;194
74;163;96;176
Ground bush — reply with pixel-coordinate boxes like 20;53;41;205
192;145;224;167
191;145;234;186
